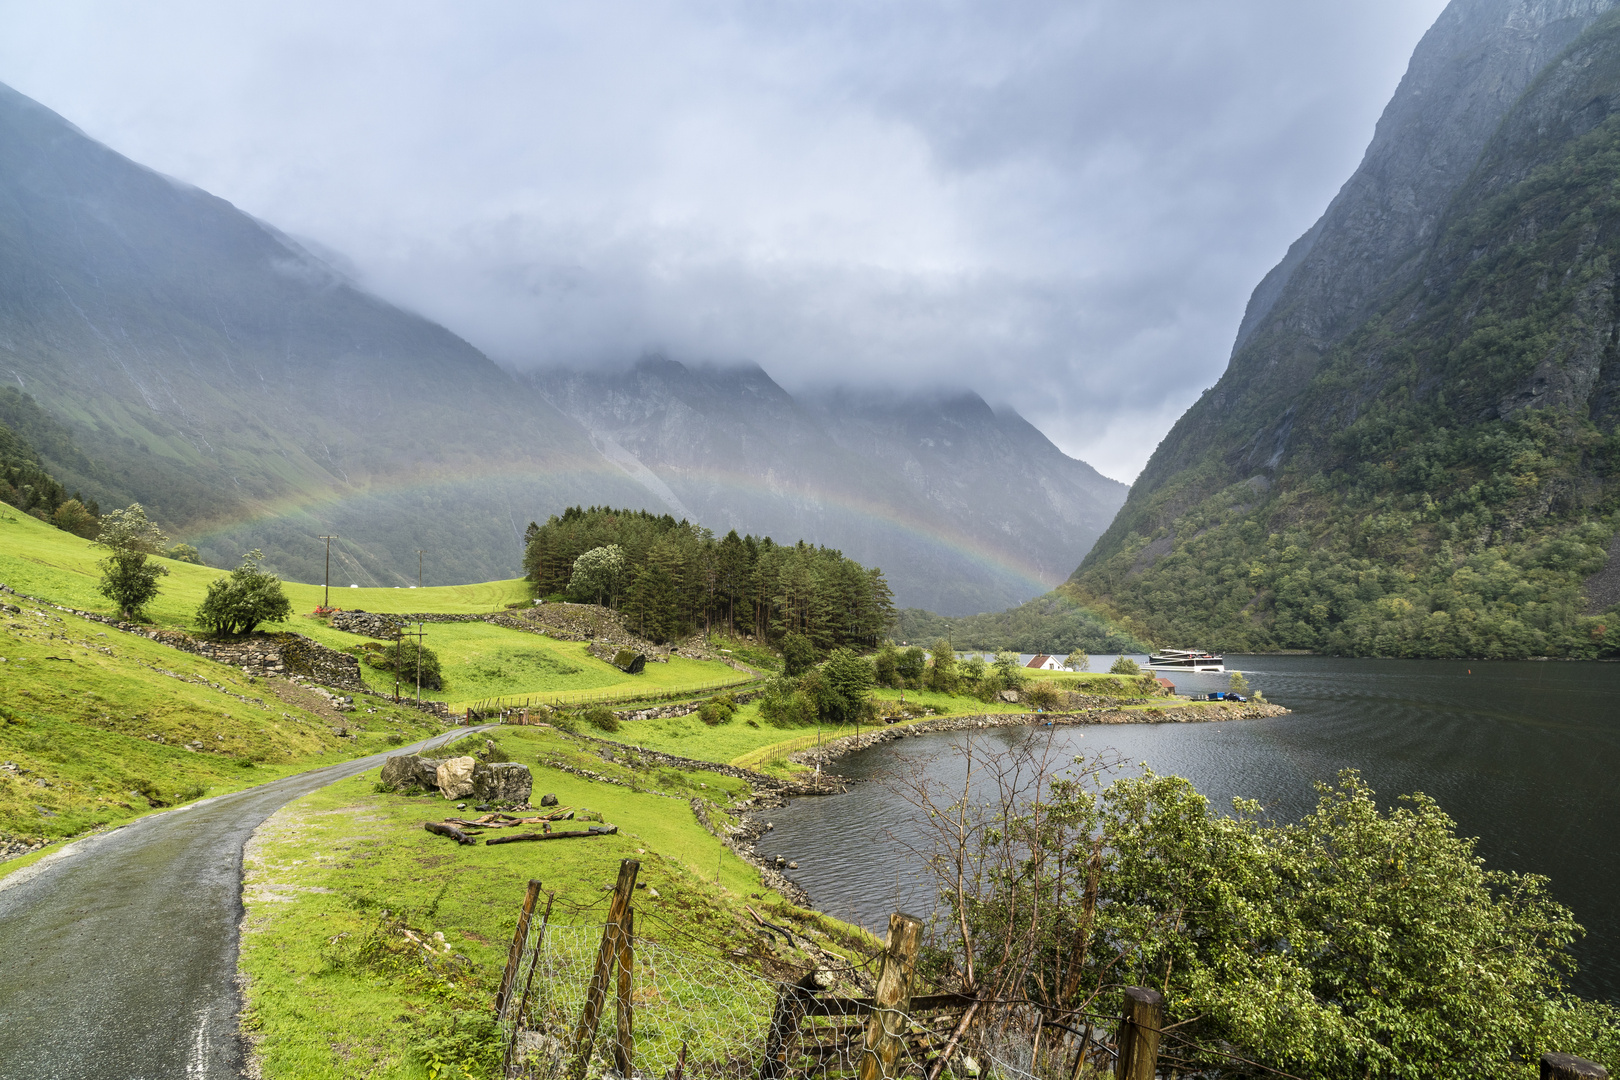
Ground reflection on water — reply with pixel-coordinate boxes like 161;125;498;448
753;656;1620;1002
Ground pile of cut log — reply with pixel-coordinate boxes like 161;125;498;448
423;807;619;846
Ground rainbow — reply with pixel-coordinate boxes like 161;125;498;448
182;457;1062;593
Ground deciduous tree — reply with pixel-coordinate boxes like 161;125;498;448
195;550;292;635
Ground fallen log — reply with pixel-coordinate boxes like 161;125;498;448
486;825;618;845
425;821;478;845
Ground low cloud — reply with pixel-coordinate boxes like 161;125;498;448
0;0;1448;480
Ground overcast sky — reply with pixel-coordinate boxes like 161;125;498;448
0;0;1449;482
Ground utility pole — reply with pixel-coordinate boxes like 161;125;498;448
416;550;426;589
318;536;338;610
399;622;427;704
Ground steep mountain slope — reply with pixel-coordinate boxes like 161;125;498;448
532;359;1127;614
1070;1;1620;659
0;81;655;586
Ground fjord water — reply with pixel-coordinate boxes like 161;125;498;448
753;656;1620;1001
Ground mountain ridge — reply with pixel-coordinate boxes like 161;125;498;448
531;358;1127;615
1067;0;1620;659
0;79;1119;610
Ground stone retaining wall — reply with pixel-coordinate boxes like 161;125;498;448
562;730;840;796
612;688;766;723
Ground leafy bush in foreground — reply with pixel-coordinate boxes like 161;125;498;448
908;748;1620;1079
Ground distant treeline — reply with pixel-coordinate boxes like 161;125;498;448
0;414;99;537
523;506;897;647
896;591;1145;654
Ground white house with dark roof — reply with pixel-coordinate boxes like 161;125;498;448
1024;654;1063;670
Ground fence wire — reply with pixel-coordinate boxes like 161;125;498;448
498;923;1064;1080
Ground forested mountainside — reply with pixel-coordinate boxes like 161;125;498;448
523;505;896;647
1;78;1121;606
0;79;662;587
533;360;1127;615
0;391;98;534
1070;0;1620;659
895;592;1145;655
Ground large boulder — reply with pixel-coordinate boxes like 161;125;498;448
436;756;478;799
474;762;533;805
380;754;442;791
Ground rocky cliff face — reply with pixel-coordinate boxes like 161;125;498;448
532;359;1127;614
1071;0;1620;659
1120;0;1620;514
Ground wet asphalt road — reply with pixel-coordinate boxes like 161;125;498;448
0;728;490;1080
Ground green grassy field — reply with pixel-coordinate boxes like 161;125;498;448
239;726;877;1079
0;510;748;711
0;509;528;617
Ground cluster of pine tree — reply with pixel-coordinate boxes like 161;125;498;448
522;506;896;647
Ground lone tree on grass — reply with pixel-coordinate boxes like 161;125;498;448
95;504;170;620
196;550;292;635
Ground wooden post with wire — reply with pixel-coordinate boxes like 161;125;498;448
395;622;426;704
502;884;555;1078
613;905;634;1076
858;912;923;1080
318;535;338;610
1114;987;1163;1080
495;879;543;1019
567;858;639;1080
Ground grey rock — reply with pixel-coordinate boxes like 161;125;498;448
472;762;533;805
540;793;559;807
380;754;442;791
436;757;478;799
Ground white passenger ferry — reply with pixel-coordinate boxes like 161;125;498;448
1146;649;1225;673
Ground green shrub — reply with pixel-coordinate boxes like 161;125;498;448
1109;655;1141;676
759;677;816;727
584;706;620;733
1025;682;1062;710
195;550;291;635
698;697;735;726
363;639;445;690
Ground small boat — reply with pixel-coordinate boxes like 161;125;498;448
1147;648;1225;673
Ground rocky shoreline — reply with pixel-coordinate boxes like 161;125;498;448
676;698;1290;907
786;698;1290;770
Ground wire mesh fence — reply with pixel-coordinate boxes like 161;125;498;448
496;916;1066;1080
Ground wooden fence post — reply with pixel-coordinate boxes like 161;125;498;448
1113;987;1163;1080
1542;1054;1610;1080
568;859;639;1080
613;906;635;1078
759;967;834;1080
496;879;543;1019
502;889;555;1079
858;913;923;1080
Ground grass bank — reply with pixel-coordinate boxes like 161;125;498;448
239;725;877;1079
0;597;450;868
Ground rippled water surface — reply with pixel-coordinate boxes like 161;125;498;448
753;656;1620;1000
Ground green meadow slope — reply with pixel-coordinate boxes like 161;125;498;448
0;509;749;712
